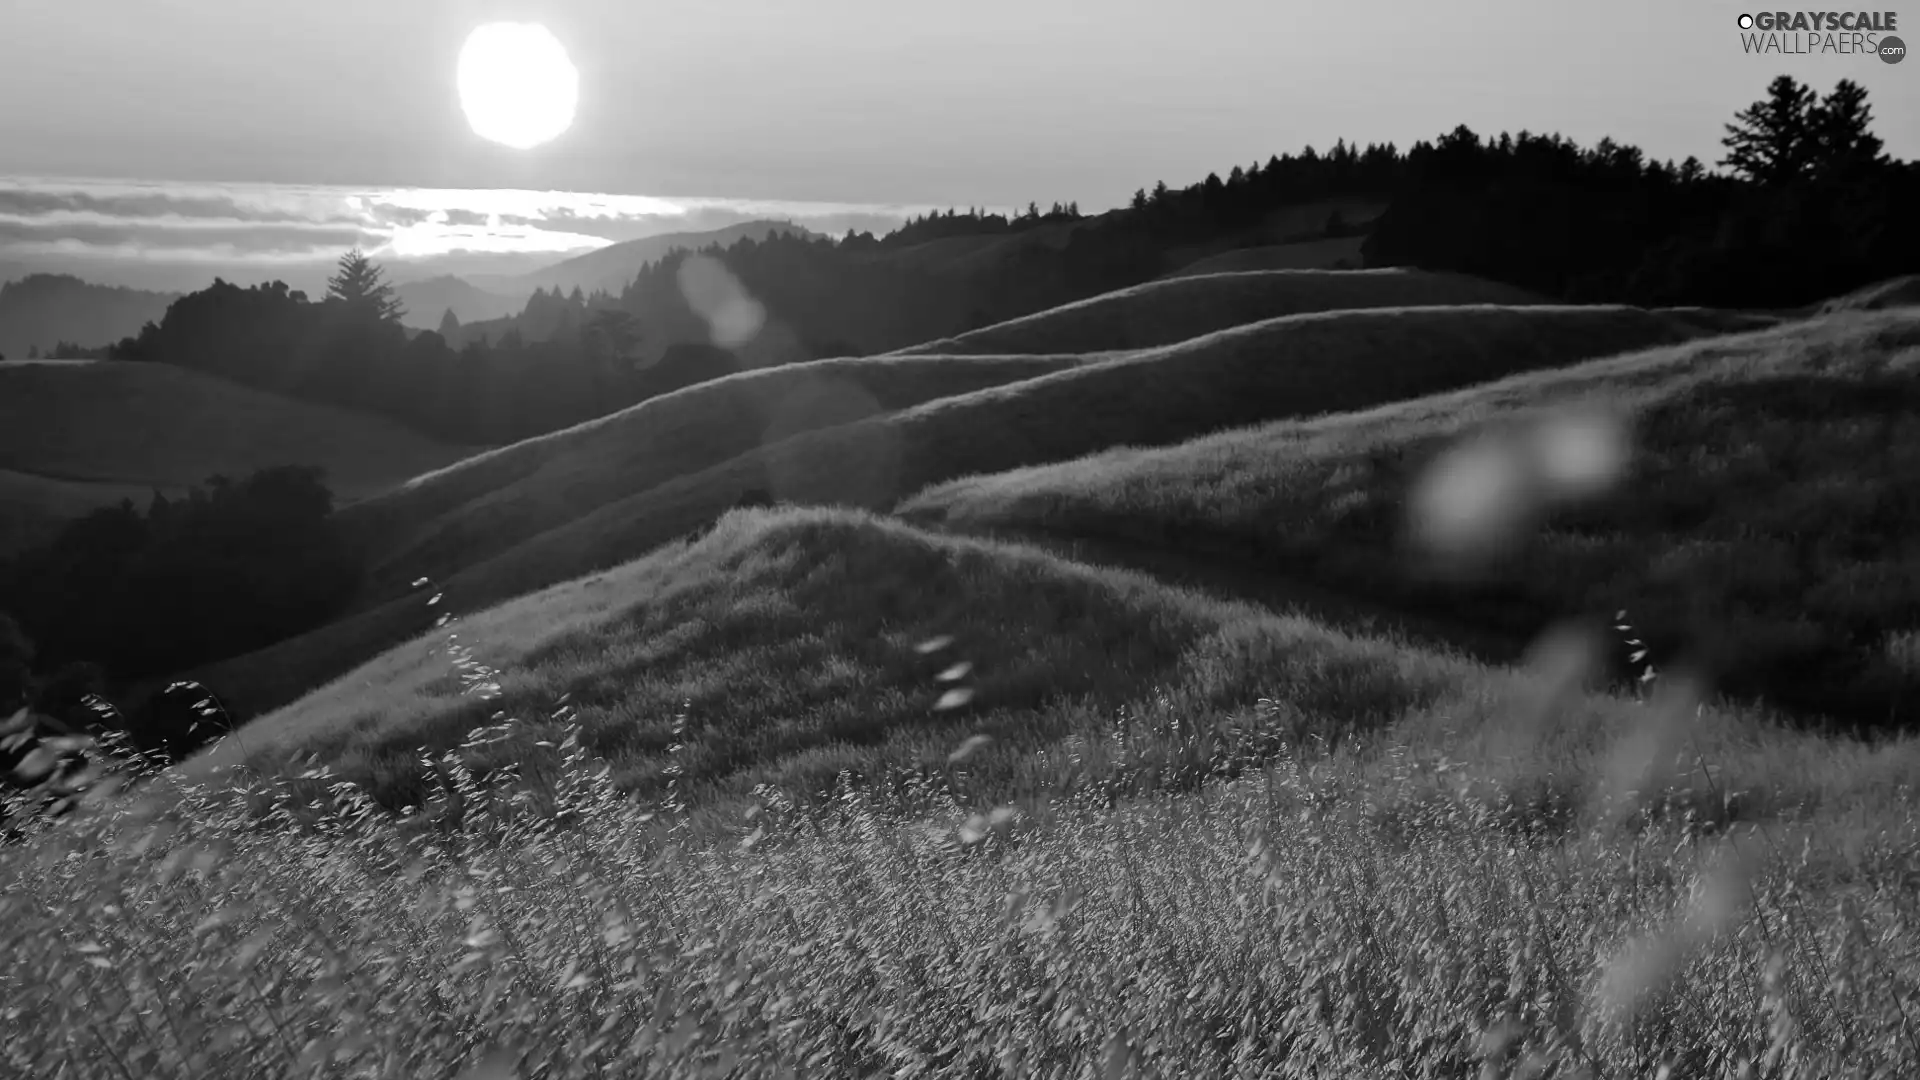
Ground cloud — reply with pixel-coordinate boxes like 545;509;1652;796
0;176;919;289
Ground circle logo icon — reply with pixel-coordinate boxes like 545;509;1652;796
1880;35;1907;63
1738;13;1754;28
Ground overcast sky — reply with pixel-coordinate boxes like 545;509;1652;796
2;0;1915;212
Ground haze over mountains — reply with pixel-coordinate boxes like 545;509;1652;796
0;274;178;360
387;220;818;330
0;219;830;349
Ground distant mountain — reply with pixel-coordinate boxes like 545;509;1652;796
0;274;180;359
511;220;821;296
392;275;524;332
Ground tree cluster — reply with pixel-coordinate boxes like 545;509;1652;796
0;465;359;683
102;254;668;445
1362;76;1914;307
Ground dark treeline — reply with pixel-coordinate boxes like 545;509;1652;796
853;200;1088;249
1364;76;1915;306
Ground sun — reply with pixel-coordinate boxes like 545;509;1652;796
457;23;579;150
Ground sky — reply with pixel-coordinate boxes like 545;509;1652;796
0;0;1914;289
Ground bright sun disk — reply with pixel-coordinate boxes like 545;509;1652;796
457;23;579;150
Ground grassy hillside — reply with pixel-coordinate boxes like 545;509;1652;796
193;305;1731;720
192;505;1912;836
189;507;1454;801
339;352;1110;604
902;308;1920;728
0;361;478;498
891;268;1549;356
1160;236;1366;279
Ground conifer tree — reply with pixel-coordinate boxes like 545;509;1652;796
325;249;405;323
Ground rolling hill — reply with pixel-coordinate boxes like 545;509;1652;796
0;360;480;554
900;307;1920;727
391;275;524;330
338;351;1111;602
889;268;1550;356
341;266;1596;600
182;505;1470;799
183;303;1732;721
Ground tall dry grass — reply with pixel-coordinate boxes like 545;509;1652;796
5;643;1916;1077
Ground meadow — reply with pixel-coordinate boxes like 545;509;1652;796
4;268;1918;1078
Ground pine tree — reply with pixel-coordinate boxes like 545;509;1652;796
438;308;461;337
325;249;405;322
1720;74;1819;184
1808;78;1886;178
